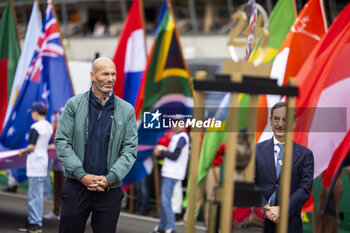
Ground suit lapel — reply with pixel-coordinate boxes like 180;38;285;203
262;138;276;181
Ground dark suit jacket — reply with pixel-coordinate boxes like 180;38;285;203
255;137;314;233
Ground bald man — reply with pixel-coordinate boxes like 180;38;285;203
55;57;138;233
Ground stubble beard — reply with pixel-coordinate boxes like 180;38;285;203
95;83;113;96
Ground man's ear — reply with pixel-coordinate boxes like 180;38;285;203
90;71;95;81
270;117;273;128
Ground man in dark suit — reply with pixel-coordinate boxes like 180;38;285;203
255;102;314;233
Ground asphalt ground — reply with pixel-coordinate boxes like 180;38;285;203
0;188;262;233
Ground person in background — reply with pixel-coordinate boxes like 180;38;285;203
18;102;55;233
255;102;314;233
93;21;106;37
55;57;137;233
152;122;190;233
156;129;184;221
135;175;150;215
44;110;65;220
4;169;18;193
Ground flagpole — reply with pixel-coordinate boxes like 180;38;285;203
153;153;161;217
50;0;76;96
10;0;21;52
312;187;316;232
292;0;298;18
34;0;40;14
320;0;328;31
165;0;194;97
139;0;148;55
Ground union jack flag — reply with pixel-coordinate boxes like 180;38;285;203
26;1;64;83
245;0;257;61
0;0;73;150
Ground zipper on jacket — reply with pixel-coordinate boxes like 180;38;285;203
98;110;102;119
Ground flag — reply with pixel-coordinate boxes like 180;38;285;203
0;0;20;132
249;0;295;63
4;0;43;126
197;93;230;185
182;93;250;207
270;0;327;86
245;0;257;61
0;148;58;170
256;0;327;142
112;0;146;106
123;0;193;184
197;93;251;185
0;0;74;150
253;0;295;142
294;3;350;180
270;0;327;213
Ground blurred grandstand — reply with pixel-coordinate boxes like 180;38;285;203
0;0;348;38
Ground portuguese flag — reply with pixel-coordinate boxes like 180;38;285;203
0;0;20;131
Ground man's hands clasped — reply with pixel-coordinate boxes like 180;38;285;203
265;205;280;223
80;174;110;192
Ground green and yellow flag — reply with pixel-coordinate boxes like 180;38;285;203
250;0;295;63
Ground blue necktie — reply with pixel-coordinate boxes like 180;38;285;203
270;143;283;205
276;143;283;178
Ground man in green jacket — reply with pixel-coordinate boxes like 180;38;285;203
55;57;137;233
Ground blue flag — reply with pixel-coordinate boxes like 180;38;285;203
0;1;73;149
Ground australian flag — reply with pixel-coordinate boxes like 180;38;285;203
0;1;73;149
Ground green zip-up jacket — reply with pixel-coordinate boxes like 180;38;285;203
55;91;137;189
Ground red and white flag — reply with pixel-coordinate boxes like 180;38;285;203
257;0;327;142
112;0;146;107
294;3;350;181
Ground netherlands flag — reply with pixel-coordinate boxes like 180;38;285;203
113;0;146;107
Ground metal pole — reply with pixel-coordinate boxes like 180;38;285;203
188;0;198;34
60;0;69;36
265;0;273;14
119;0;127;21
20;2;28;28
327;0;337;23
226;0;234;18
104;0;112;26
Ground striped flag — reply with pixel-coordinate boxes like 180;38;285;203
113;0;146;107
123;0;193;184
